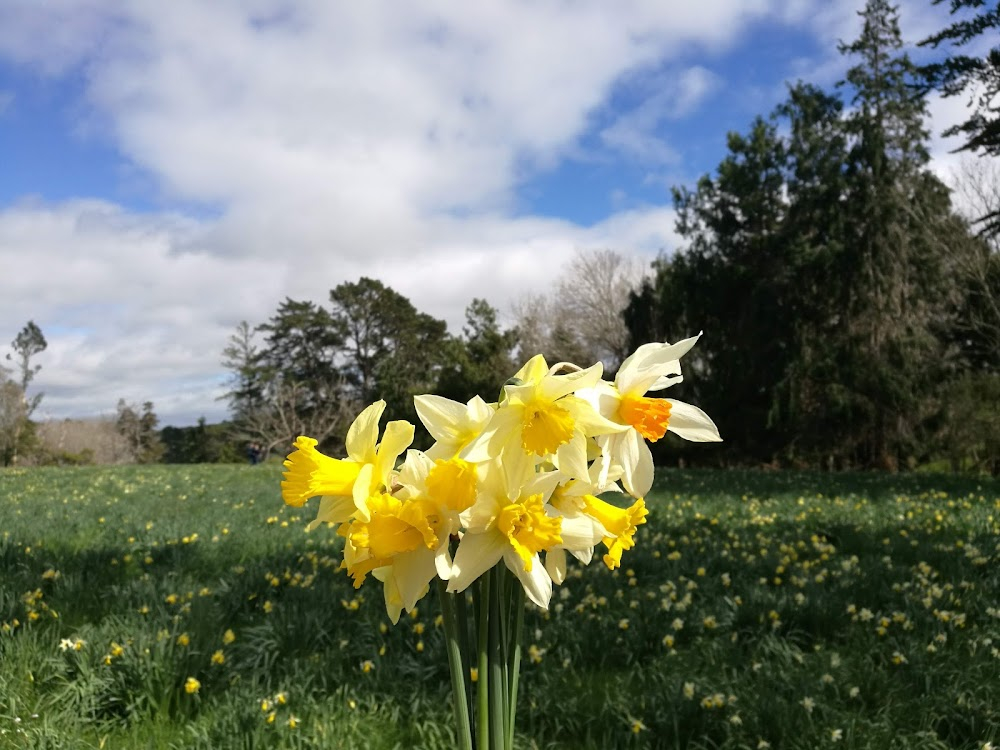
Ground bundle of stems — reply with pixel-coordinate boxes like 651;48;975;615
437;563;526;750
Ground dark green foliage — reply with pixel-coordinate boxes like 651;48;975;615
330;277;449;425
626;0;993;472
222;279;487;454
436;299;519;405
116;400;164;464
160;419;245;464
918;0;1000;235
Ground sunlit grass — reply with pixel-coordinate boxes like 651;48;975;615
1;465;998;749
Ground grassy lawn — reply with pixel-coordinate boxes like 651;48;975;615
1;465;998;749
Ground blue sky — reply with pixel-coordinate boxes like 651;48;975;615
0;0;973;425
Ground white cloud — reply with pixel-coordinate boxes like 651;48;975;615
601;65;721;163
0;197;679;424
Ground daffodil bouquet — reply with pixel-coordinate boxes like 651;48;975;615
281;334;720;749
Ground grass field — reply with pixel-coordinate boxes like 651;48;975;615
1;464;999;749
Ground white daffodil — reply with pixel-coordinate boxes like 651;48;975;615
582;334;721;498
447;458;564;609
414;394;494;460
464;355;629;490
280;399;414;528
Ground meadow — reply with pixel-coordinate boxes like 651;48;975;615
1;464;998;750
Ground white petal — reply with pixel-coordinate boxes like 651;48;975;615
501;441;537;500
505;549;552;609
567;395;630;437
617;334;701;395
352;463;374;521
467;395;494;423
558;513;606;551
618;429;653;498
645;373;684;392
512;354;549;385
414;394;469;444
462;406;522;462
631;437;654;498
618;428;640;497
434;543;454;581
447;532;506;594
396;449;434;493
544;548;567;585
537;362;604;402
372;568;403;624
667;400;722;442
554;431;589;482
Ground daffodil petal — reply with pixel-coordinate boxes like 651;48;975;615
558;512;607;551
666;399;722;442
501;440;538;500
537;362;603;402
375;420;415;481
544;548;567;585
305;495;356;532
414;394;469;444
505;548;552;609
392;548;436;612
619;428;654;499
435;543;454;581
353;463;374;522
554;431;589;481
512;354;549;384
463;406;522;462
346;400;387;463
617;334;701;395
448;532;506;594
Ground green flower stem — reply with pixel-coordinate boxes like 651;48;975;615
437;580;473;750
454;585;474;730
505;582;525;750
488;566;506;750
476;573;491;750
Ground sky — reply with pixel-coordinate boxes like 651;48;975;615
0;0;983;426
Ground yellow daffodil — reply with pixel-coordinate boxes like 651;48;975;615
464;356;628;489
544;465;627;581
339;492;439;590
447;458;563;608
353;450;481;623
545;463;646;573
280;400;414;527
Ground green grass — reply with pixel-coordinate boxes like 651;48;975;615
1;465;999;749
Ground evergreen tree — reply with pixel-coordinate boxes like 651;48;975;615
116;400;164;464
836;0;959;468
2;321;47;465
630;116;792;463
330;277;448;424
436;299;519;403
